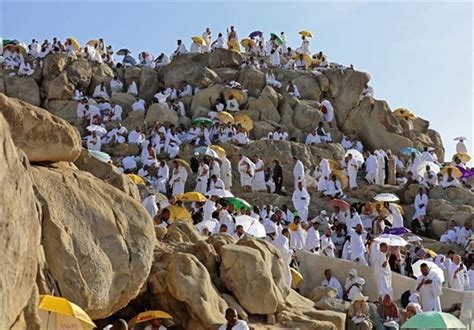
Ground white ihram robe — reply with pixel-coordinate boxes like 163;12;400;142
373;249;393;298
416;271;443;311
293;160;305;187
155;164;169;193
304;226;320;252
413;193;428;219
292;187;310;222
348;158;359;189
272;235;293;288
170;166;187;196
220;157;232;189
252;159;266;191
365;155;378;184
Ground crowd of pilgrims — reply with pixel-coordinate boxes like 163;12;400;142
2;27;473;330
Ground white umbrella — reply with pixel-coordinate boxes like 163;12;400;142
454;136;467;141
235;215;266;238
374;193;399;202
374;234;408;247
412;260;445;283
345;149;364;165
88;150;111;163
86;125;107;136
205;189;234;198
196;220;218;233
415;161;441;177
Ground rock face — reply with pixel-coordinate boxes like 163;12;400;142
4;76;41;106
31;165;156;319
0;113;41;329
145;103;179;126
0;94;82;163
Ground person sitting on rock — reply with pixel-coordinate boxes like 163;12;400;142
165;126;182;159
226;94;240;112
305;128;322;145
109;76;123;95
219;122;236;143
295;53;307;70
218;308;249;330
211;32;226;49
18;57;34;76
265;68;282;89
92;81;110;99
316;121;332;143
127;80;138;95
440;220;460;244
178;80;193;98
233;127;249;146
286;80;300;98
172;39;187;58
321;269;344;299
271;127;288;141
127;126;145;145
86;130;101;151
421;165;438;189
155;52;170;67
131;97;146;111
324;175;343;199
440;167;460;189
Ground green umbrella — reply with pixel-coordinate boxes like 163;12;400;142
401;311;466;329
270;33;283;46
226;197;252;210
193;117;212;127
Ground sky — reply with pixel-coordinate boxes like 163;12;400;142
1;1;472;160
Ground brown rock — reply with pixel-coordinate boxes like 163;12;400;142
309;286;338;303
145;103;179;126
4;76;41;106
44;99;78;123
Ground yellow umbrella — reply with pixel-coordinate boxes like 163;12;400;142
173;158;192;172
126;174;145;185
227;39;241;53
290;268;304;289
66;37;80;51
453;152;471;163
191;36;205;45
216;111;234;124
166;205;192;222
293;53;312;67
235;114;253;131
224;89;245;103
440;166;462;179
128;310;173;327
424;248;438;257
86;39;100;47
331;170;349;189
240;38;256;48
404;113;417;120
210;145;226;158
393;108;414;119
176;191;207;203
328;159;340;170
299;30;313;38
38;295;95;329
374;201;404;215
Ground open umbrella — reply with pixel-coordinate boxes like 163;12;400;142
412;260;445;282
117;48;131;56
329;199;350;211
249;31;263;38
176;191;207;203
209;145;226;158
400;146;421;156
235;114;253;131
226;197;252;210
227;39;241;53
216;111;234;124
270;33;283;46
128;310;173;327
166;205;192;222
86;124;107;136
127;174;145;185
88;150;111;163
86;39;100;47
383;227;411;235
454;136;467;141
66;37;80;51
293;53;312;67
401;311;466;329
224;88;246;103
331;170;349;189
393;108;414;119
39;295;95;330
235;215;266;238
206;189;234;198
240;38;256;48
299;30;313;38
374;193;399;202
453;152;471;163
374;234;408;247
193;117;213;127
415;161;440;177
192;36;205;45
194;146;219;158
440;165;463;178
196;220;219;233
423;248;438;257
345;149;364;165
174;159;192;172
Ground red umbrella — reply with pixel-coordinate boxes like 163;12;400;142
329;199;350;211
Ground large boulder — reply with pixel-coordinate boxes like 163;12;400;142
65;58;93;91
0;113;40;329
145;103;179;126
208;49;243;68
43;100;78;123
220;244;285;315
293;100;324;132
309;286;338;303
161;53;217;88
0;94;82;162
3;76;41;106
110;92;137;116
292;74;322;101
190;84;223;113
246;97;280;122
32;166;156;319
45;72;75;100
138;67;159;102
238;67;265;97
88;63;114;95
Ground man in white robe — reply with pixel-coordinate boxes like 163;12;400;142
321;269;344;299
142;194;158;219
416;263;443;311
252;155;266;191
293;157;305;188
108;101;123;121
169;162;188;196
373;242;393;299
349;225;368;265
238;155;255;192
202;196;217;221
304;220;321;252
209;175;225;190
172;39;187;57
292;181;310;222
220;156;232;189
305;129;321;145
375;150;386;185
300;36;310;54
456;139;467;153
128;127;145;144
201;28;212;52
155;161;169;193
321;228;336;258
211;33;226;49
412;187;428;222
272;228;293;288
448;254;469;290
109;76;123;95
346;154;359;190
195;159;209;193
92;82;109;99
320;99;335;126
286;81;300;98
457;223;472;246
289;217;306;250
86;131;101;151
422;165;438;189
365;151;378;184
265;68;282;89
190;41;201;53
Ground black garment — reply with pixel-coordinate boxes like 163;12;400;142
273;163;283;194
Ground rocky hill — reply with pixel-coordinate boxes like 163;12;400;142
1;49;471;329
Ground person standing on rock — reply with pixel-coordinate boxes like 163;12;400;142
373;242;393;299
412;187;428;231
416;263;443;311
227;26;239;42
455;138;467;153
321;227;336;258
202;28;212;52
320;98;335;128
300;35;311;54
375;150;386;185
154;160;169;193
292;181;310;223
349;224;368;265
365;151;378;184
252;155;266;192
347;153;359;190
305;219;321;253
272;159;283;194
293;156;305;188
195;158;210;193
238;154;255;192
272;228;293;289
169;160;187;196
220;155;233;189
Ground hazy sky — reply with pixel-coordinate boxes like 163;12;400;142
1;1;472;159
